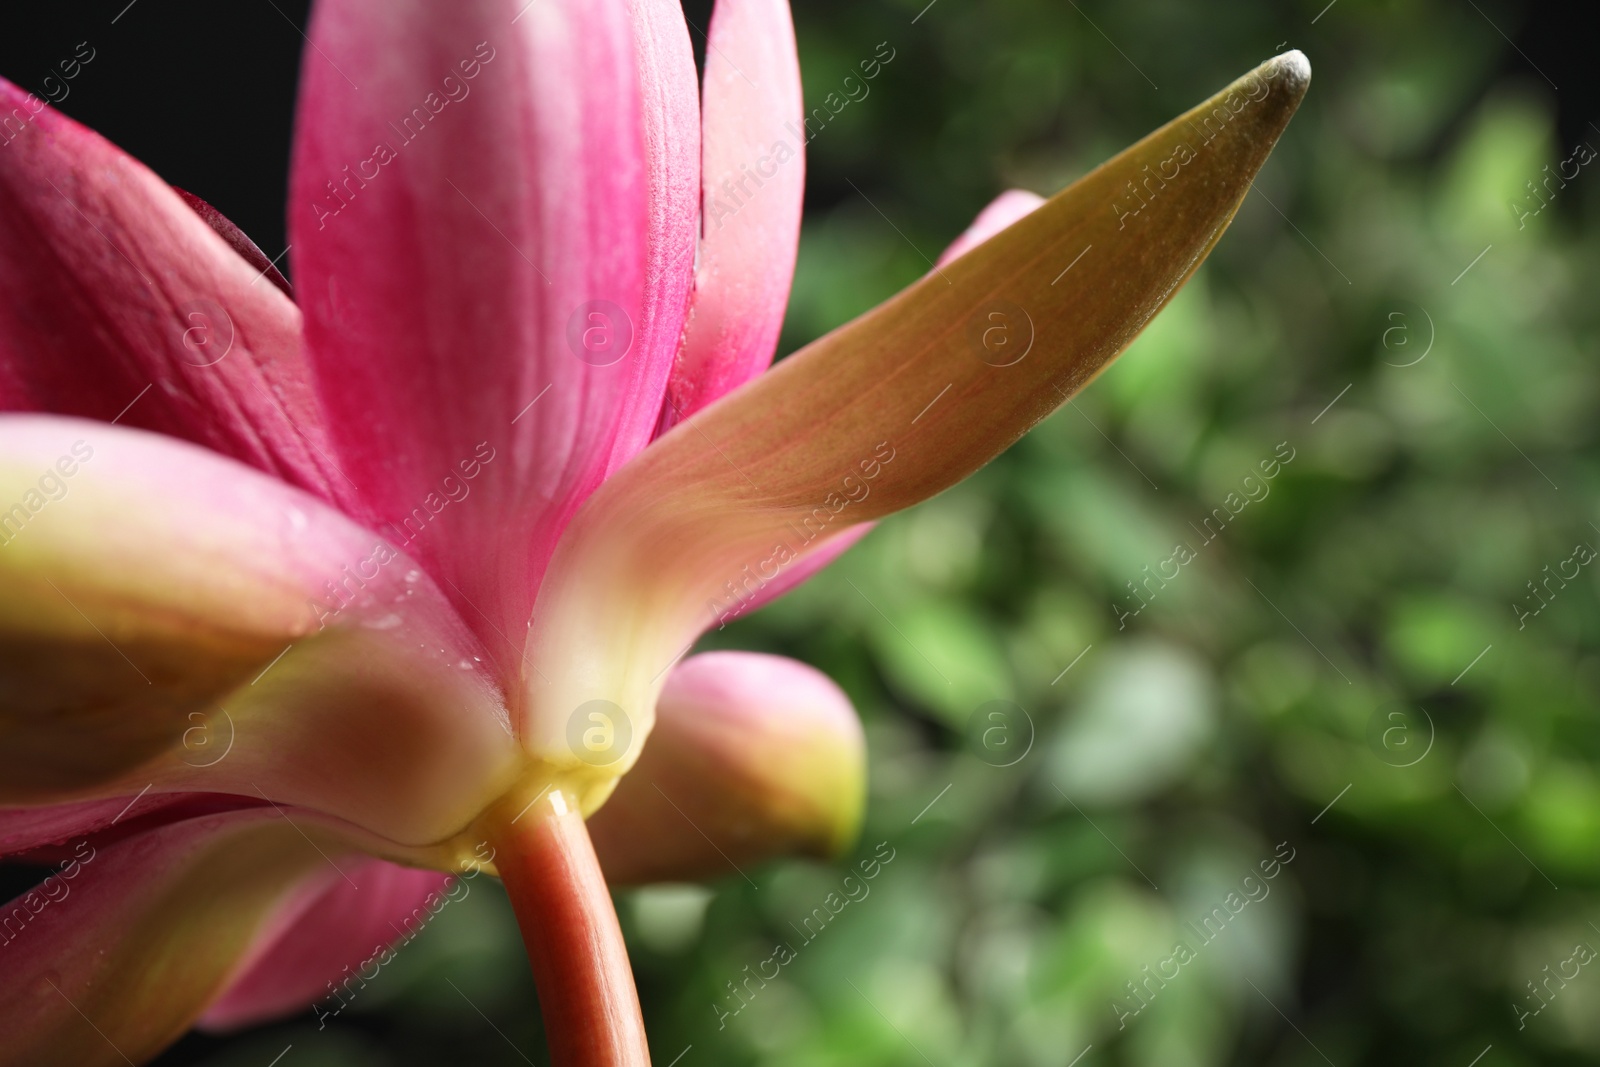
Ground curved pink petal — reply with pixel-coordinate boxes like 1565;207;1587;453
935;188;1046;267
0;800;468;1040
1;797;135;855
0;79;339;501
200;857;453;1031
289;0;698;664
0;809;362;1066
0;795;257;860
0;416;517;847
591;652;863;884
659;0;805;427
627;0;702;451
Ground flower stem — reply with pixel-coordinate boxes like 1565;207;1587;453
487;786;650;1066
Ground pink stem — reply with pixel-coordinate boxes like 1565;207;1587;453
489;789;651;1066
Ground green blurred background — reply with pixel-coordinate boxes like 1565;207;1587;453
137;0;1596;1063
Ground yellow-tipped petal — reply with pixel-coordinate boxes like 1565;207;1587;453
521;53;1311;774
0;416;518;846
589;652;864;884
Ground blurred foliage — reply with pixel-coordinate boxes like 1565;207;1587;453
166;0;1600;1064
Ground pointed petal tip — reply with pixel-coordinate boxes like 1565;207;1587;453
1248;48;1310;129
1269;48;1312;93
1184;48;1311;161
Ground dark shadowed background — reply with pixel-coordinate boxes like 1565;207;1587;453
4;0;1599;1064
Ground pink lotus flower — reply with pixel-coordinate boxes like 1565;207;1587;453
0;1;1307;1062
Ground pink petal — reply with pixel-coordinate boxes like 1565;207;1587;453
0;795;255;859
289;0;698;664
935;189;1046;267
659;0;805;427
1;802;466;1036
0;79;339;501
0;809;366;1065
591;652;863;884
199;858;453;1031
627;0;702;451
0;416;518;846
1;797;135;855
